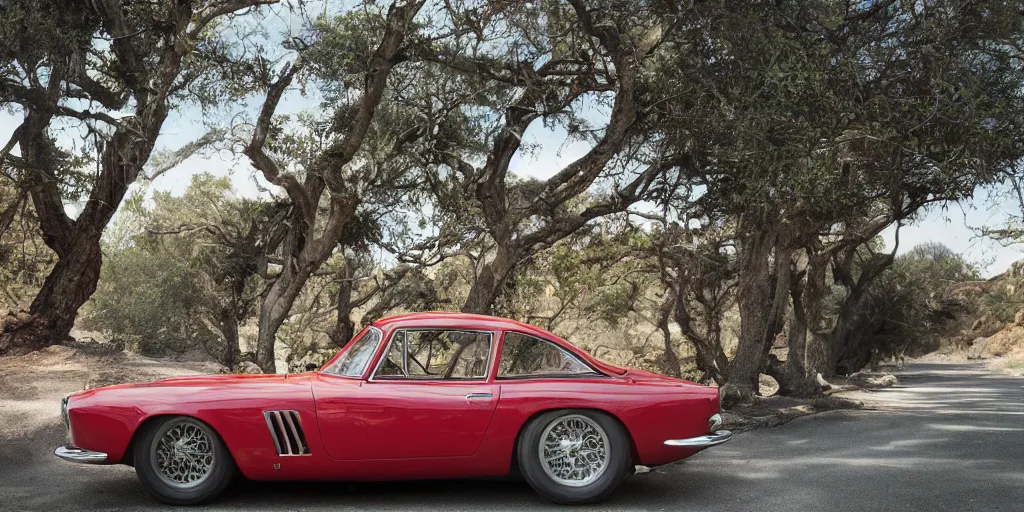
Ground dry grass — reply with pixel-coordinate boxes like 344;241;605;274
986;355;1024;377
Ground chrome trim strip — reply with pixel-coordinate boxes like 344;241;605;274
273;412;292;454
399;331;408;376
281;411;305;454
263;411;284;455
54;445;108;464
663;430;733;448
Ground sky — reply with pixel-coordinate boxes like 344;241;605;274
880;194;1022;277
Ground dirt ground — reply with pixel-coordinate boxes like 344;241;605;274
916;349;1024;377
0;344;222;441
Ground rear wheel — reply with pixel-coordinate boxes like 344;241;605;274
517;410;631;504
133;416;235;505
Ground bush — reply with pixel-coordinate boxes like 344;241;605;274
82;246;216;357
858;242;976;361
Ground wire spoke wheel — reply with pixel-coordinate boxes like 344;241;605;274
538;414;610;487
150;419;217;489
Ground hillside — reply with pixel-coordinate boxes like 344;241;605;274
930;260;1024;374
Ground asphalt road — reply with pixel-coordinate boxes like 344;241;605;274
2;362;1022;511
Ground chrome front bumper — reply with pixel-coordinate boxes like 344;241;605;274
664;413;733;448
54;446;108;464
664;430;733;447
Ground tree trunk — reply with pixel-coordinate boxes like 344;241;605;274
775;254;823;397
254;193;358;373
828;248;895;376
219;308;240;371
255;262;317;373
656;297;682;378
703;313;729;386
329;260;356;348
0;237;102;354
830;293;872;375
797;252;830;379
672;291;728;385
244;0;423;372
462;246;516;315
724;219;791;405
775;309;822;397
2;93;167;355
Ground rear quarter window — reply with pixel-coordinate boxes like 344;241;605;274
498;332;598;378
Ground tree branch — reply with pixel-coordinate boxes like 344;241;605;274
243;62;315;226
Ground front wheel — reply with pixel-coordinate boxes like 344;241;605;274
517;410;631;504
133;416;235;505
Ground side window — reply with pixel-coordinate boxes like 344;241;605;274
374;330;491;380
498;332;596;378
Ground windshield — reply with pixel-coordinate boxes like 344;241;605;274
322;327;383;377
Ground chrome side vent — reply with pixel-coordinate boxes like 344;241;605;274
263;410;310;456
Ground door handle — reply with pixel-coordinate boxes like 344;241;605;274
465;392;492;400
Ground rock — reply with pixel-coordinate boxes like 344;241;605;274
815;373;833;391
967;337;988;359
1;310;32;331
1015;310;1024;325
719;383;745;408
847;371;898;388
981;326;1024;357
236;361;263;374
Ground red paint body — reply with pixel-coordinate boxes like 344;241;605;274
65;313;721;480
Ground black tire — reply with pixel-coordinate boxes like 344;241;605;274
517;409;631;504
133;416;236;505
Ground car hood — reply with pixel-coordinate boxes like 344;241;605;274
72;372;316;399
148;372;314;387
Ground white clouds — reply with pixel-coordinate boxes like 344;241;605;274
880;192;1024;277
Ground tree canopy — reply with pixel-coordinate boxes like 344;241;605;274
1;0;1023;398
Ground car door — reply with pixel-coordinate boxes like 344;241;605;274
313;328;499;460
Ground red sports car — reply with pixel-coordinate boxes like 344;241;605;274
55;313;731;505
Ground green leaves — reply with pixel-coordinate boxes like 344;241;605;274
305;9;394;98
86;173;272;358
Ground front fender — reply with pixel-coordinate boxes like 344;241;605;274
66;374;317;476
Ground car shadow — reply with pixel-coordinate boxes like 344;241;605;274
209;472;693;510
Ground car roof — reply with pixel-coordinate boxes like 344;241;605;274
367;312;628;377
370;312;549;336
